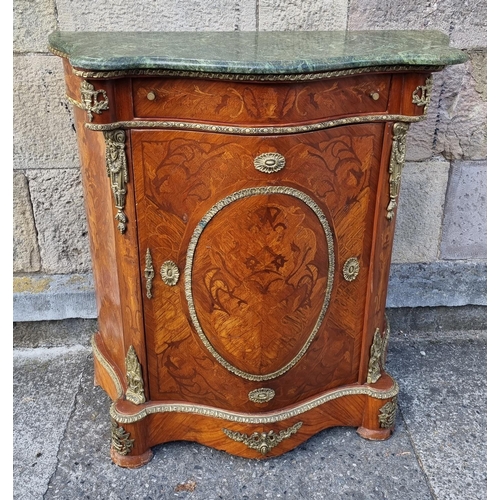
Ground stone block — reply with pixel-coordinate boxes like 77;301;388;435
25;169;91;274
56;0;256;31
348;0;447;34
13;274;97;322
441;160;487;260
387;305;487;334
434;50;487;160
13;172;41;272
14;54;79;170
392;160;449;263
14;0;57;53
405;81;440;162
447;2;487;49
347;0;486;49
387;261;486;308
259;0;348;30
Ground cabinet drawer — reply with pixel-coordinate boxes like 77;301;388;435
131;74;391;125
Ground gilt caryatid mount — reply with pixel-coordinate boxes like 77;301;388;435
49;30;467;467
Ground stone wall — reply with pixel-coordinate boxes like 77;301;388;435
13;0;486;321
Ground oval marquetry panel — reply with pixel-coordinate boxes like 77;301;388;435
185;186;334;381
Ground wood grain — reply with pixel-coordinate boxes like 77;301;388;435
132;125;384;410
132;74;391;125
58;65;433;465
110;372;397;467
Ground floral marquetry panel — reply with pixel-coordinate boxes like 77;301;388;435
131;75;391;125
190;189;332;378
132;125;383;408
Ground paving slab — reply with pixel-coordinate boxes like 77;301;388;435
387;333;487;500
45;359;432;500
13;345;91;500
13;331;486;500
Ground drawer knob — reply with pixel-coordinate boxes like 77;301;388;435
146;91;156;101
160;261;180;286
370;91;380;101
254;152;286;174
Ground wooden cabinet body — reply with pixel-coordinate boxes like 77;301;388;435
49;31;466;467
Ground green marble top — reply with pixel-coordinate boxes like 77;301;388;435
48;30;467;74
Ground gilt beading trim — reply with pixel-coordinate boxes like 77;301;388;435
109;380;399;424
66;64;443;81
86;114;424;135
91;334;123;398
184;186;335;382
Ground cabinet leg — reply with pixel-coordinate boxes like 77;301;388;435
110;446;153;468
357;393;397;441
110;418;153;468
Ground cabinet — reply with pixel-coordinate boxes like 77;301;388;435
49;31;466;467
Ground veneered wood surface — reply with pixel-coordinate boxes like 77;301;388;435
63;62;148;394
192;192;329;376
58;63;434;463
63;60;128;379
132;74;391;125
110;372;396;467
133;125;385;411
92;332;125;400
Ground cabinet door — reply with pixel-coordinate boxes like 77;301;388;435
132;125;385;411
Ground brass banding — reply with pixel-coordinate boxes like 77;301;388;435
184;186;335;382
109;380;399;424
91;335;123;397
65;62;443;81
86;114;425;135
